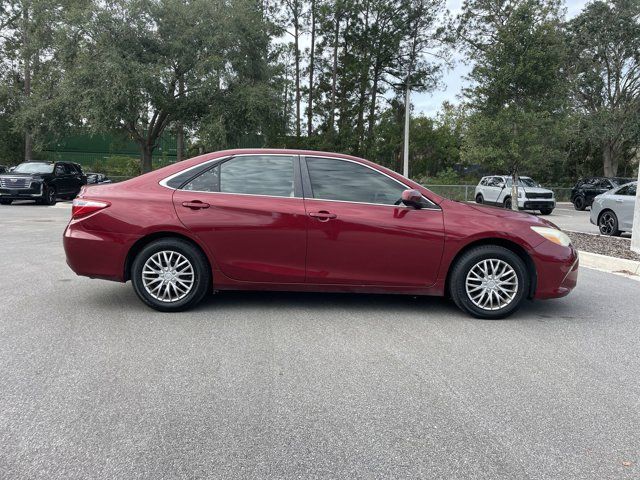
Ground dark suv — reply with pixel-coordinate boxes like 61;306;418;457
570;176;635;210
0;161;87;206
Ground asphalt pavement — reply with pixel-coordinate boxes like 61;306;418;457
1;202;639;479
544;203;602;235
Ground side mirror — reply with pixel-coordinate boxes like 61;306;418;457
497;182;505;188
401;189;423;209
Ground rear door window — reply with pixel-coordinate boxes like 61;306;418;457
181;155;297;197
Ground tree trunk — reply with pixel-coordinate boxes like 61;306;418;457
365;62;381;155
293;11;301;139
141;144;153;173
176;77;185;162
511;168;519;211
307;0;316;137
328;11;340;134
23;5;32;162
176;126;184;162
603;141;616;177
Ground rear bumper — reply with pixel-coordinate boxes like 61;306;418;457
64;222;138;282
533;242;579;299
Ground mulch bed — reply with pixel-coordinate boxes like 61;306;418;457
566;231;640;262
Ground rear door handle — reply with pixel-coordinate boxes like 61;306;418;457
309;211;337;221
182;200;210;210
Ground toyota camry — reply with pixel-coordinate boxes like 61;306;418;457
63;149;578;319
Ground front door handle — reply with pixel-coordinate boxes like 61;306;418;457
182;200;210;210
309;210;337;221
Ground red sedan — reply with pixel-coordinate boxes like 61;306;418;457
63;149;578;318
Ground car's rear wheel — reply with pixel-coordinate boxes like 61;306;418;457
539;208;553;215
0;199;12;205
450;245;529;319
573;195;586;211
475;194;484;204
598;210;621;236
131;238;211;312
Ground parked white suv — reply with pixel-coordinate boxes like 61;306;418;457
475;176;555;215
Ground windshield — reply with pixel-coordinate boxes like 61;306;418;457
506;177;540;188
612;177;634;186
12;163;54;174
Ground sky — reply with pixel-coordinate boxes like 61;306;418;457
413;0;591;116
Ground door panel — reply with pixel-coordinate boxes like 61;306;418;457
171;154;306;283
174;190;307;283
304;198;445;286
619;196;634;229
52;164;70;194
484;178;503;204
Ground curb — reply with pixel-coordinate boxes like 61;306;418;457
578;250;640;277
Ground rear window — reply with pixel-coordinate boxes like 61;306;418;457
164;160;224;189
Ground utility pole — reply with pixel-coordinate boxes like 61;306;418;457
403;75;411;178
631;147;640;253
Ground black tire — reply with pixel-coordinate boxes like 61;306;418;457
475;194;484;204
598;210;621;236
131;238;211;312
503;197;513;210
573;195;586;211
40;186;57;206
0;199;12;205
449;245;530;319
539;208;553;215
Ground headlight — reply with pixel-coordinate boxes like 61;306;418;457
531;226;571;247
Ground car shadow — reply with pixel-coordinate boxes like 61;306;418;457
80;282;571;322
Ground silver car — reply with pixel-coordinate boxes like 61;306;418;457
590;181;637;236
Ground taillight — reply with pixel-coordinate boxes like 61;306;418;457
72;198;110;218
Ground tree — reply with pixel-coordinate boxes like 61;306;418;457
54;0;229;172
567;0;640;177
0;0;81;160
457;0;568;202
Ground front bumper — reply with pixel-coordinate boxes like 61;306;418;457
532;242;579;299
517;198;555;210
0;184;44;199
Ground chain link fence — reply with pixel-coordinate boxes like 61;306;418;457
99;177;574;202
425;185;573;202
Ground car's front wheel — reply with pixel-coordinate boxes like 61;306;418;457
0;199;12;205
38;186;57;206
450;245;529;319
475;194;484;204
598;210;621;236
131;238;211;312
573;195;586;211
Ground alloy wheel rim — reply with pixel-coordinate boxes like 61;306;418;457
599;213;615;235
142;250;195;302
465;259;518;311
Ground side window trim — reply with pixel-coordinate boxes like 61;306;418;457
166;154;303;198
300;155;438;209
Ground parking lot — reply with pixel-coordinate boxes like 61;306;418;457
1;203;639;479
